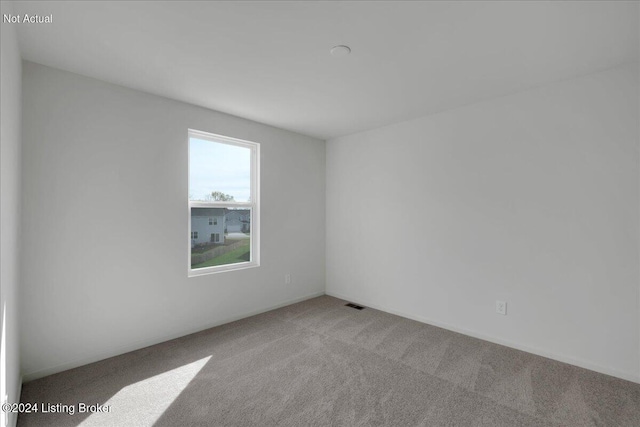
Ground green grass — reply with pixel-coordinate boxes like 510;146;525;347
191;239;250;269
191;238;243;254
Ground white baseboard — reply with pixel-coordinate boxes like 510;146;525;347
22;292;324;382
325;290;640;384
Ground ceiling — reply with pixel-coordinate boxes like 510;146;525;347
11;1;639;140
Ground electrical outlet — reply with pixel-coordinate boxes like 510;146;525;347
496;300;507;315
285;274;291;285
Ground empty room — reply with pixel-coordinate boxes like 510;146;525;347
1;1;639;426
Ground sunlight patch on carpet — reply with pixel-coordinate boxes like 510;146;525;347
78;356;211;427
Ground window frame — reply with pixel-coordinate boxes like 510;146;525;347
188;129;260;277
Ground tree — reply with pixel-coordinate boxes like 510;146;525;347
207;191;235;202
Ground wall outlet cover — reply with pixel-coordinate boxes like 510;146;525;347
496;300;507;315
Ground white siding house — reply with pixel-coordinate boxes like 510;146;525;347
225;209;250;233
191;208;225;246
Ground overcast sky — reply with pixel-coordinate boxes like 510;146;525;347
189;138;251;202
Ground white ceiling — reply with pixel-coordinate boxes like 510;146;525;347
11;1;639;140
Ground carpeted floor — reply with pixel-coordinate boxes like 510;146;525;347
18;296;640;426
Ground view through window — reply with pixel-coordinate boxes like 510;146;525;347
188;130;259;275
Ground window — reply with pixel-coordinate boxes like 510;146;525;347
188;129;259;276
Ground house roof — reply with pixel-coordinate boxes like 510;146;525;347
191;208;226;217
191;208;249;217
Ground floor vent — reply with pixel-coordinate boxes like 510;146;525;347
345;303;365;310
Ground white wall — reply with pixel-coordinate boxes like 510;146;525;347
326;63;640;382
21;62;326;380
0;2;23;426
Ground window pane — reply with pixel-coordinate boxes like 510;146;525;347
191;207;251;269
189;137;251;202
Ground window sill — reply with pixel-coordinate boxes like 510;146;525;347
188;261;260;277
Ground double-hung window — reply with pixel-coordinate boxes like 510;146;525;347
188;129;260;276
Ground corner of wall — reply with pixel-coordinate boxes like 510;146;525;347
1;1;24;425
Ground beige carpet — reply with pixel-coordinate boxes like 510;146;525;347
18;296;640;426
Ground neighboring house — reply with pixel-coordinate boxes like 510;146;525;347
225;209;250;233
191;208;225;246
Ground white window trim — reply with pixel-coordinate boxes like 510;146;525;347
188;129;260;277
